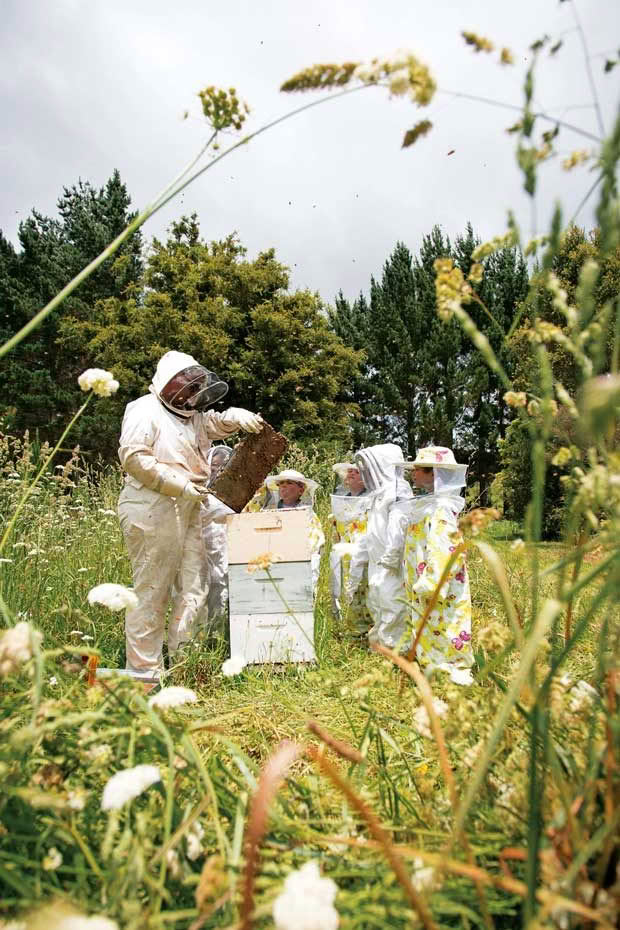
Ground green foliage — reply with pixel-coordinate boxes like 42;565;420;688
329;225;529;497
501;225;620;534
57;216;361;457
0;171;143;453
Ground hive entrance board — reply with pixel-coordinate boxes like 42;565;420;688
208;420;287;513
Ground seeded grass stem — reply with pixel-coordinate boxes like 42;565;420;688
374;646;495;930
239;739;303;930
307;744;439;930
0;397;91;557
452;597;562;842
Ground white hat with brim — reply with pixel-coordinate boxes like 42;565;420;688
265;469;319;495
403;446;466;469
332;462;357;480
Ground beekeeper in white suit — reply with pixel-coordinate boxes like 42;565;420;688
345;443;412;649
118;350;263;674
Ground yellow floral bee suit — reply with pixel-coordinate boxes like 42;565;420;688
330;494;372;635
403;499;473;676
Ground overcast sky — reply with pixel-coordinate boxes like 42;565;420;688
1;0;618;303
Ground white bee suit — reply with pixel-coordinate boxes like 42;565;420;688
117;351;259;673
346;444;412;649
200;447;234;636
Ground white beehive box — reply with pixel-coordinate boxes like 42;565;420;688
226;509;316;664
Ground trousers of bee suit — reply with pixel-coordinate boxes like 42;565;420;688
118;485;206;672
200;516;229;636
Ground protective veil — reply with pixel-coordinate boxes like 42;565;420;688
346;444;412;649
401;456;474;685
117;351;259;673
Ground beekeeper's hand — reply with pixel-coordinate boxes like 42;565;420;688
223;408;264;433
180;481;208;501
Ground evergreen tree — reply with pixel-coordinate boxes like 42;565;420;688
0;171;143;446
58;218;361;457
329;226;529;495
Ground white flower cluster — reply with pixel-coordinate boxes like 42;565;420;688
186;820;205;861
87;583;138;612
77;368;119;397
273;860;339;930
412;698;448;740
0;621;42;677
148;686;198;710
101;764;161;810
222;655;247;677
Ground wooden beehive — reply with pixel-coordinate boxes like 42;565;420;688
226;508;316;664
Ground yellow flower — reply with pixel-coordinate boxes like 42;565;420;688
503;391;527;408
247;552;283;574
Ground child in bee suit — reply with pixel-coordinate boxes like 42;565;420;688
329;463;372;636
345;444;412;649
399;446;474;685
243;469;325;591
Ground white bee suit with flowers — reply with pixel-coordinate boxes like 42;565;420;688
346;444;412;648
400;455;474;683
329;492;372;634
117;351;258;673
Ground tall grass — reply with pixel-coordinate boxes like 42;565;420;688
0;24;618;930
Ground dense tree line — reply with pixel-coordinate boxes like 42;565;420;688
329;225;529;501
0;174;360;460
2;171;613;537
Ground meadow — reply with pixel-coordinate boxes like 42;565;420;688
0;432;615;929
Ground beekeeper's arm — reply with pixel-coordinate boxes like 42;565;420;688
119;414;204;499
377;506;409;572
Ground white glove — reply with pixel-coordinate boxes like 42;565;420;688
180;481;206;501
224;407;264;434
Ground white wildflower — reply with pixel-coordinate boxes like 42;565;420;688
19;901;118;929
87;583;138;611
69;630;83;637
42;846;63;871
166;848;181;879
78;368;120;397
77;567;90;573
569;680;598;714
49;676;58;686
148;686;198;710
185;820;205;861
411;856;438;893
101;764;161;810
222;655;247;677
81;634;94;642
0;558;13;564
67;789;86;810
412;698;448;740
86;743;112;764
273;860;339;930
0;622;42;677
510;538;525;553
